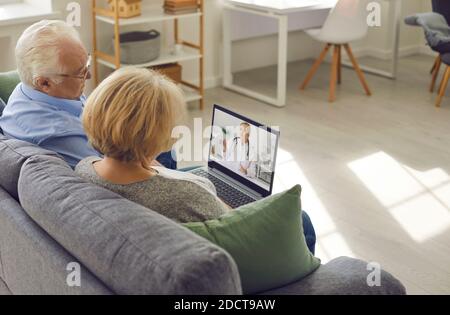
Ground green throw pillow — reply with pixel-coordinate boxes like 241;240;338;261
182;185;321;294
0;71;20;103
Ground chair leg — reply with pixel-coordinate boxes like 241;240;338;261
337;45;342;85
438;67;446;94
436;66;450;108
430;55;439;74
430;56;441;93
343;44;372;96
329;45;339;102
300;44;331;90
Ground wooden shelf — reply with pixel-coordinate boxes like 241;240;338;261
92;0;205;109
97;50;202;69
95;6;202;26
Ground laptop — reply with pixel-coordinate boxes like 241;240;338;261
189;105;280;208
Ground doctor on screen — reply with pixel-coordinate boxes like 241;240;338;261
226;122;257;178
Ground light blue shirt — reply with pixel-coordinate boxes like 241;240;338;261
0;83;100;168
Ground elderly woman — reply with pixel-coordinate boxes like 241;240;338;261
0;20;175;169
75;68;317;254
76;68;229;223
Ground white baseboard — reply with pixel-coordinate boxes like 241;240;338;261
205;76;222;89
344;44;431;60
419;46;438;57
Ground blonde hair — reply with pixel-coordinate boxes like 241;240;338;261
83;67;186;166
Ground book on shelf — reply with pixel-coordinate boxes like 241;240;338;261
164;8;199;15
164;1;198;7
164;0;198;5
164;5;198;10
163;0;199;16
164;5;198;11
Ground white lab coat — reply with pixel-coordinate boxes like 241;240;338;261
226;137;257;178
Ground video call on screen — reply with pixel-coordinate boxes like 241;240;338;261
210;108;278;191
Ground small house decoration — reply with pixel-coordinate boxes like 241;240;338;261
108;0;142;18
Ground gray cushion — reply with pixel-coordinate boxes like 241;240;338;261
0;136;59;200
432;0;450;25
0;232;3;281
404;13;450;54
18;154;242;295
0;187;111;295
0;97;5;116
261;257;406;295
0;278;11;295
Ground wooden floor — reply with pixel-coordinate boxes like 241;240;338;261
182;54;450;295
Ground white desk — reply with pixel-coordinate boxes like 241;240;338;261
222;0;402;107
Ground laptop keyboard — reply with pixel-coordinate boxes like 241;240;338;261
191;169;256;209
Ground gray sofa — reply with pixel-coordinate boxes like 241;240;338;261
0;136;406;295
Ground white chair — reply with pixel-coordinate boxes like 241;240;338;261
300;0;372;102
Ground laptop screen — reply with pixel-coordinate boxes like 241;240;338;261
209;105;279;196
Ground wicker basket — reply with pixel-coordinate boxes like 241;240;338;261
115;30;161;65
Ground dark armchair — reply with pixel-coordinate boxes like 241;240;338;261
405;8;450;107
432;0;450;25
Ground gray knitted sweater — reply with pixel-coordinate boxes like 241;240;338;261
75;157;228;223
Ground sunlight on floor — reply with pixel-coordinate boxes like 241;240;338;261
348;152;450;243
275;148;354;262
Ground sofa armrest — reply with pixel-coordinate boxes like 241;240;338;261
0;278;11;295
260;257;406;295
18;155;242;295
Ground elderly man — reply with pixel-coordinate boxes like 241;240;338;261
0;20;175;169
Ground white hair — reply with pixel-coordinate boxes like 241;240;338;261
15;20;82;87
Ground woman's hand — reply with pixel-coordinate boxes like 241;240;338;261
220;199;233;211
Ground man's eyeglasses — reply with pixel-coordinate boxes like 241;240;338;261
53;54;92;80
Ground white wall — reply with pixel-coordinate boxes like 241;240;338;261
227;0;427;69
356;0;429;58
0;0;94;80
0;0;433;91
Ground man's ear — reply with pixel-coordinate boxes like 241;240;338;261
34;76;53;93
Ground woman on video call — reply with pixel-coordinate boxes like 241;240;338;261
225;122;257;178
